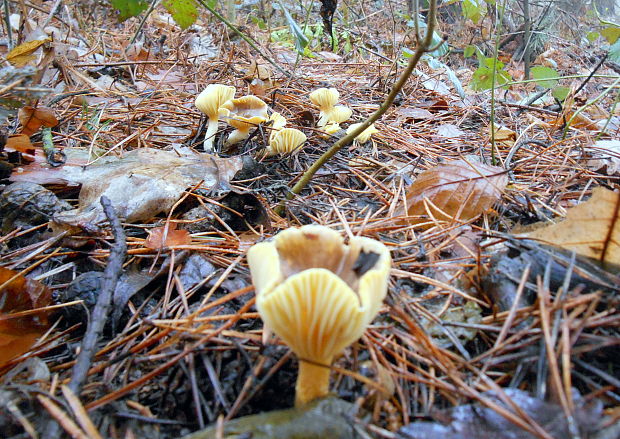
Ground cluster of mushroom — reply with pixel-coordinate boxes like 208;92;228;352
309;87;379;142
194;84;379;155
248;225;391;406
194;84;306;156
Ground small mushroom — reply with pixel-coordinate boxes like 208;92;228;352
265;128;307;156
221;95;269;145
318;121;342;139
309;88;352;127
346;123;379;143
247;225;391;407
195;84;236;152
268;112;288;142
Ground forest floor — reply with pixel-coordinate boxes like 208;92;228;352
0;1;619;438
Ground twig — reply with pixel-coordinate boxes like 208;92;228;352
2;0;12;49
275;0;440;216
68;196;127;393
43;196;126;438
574;53;608;97
130;0;160;45
42;0;63;28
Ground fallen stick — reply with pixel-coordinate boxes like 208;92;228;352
44;196;127;437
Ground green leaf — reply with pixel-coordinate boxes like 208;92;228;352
276;0;309;55
110;0;148;21
464;45;476;58
530;66;559;88
470;57;511;91
462;0;485;24
409;14;448;56
206;0;217;7
601;25;620;44
552;86;570;101
608;38;620;62
251;16;267;30
586;31;600;42
425;57;466;99
163;0;198;29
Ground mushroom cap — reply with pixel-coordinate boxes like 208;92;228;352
269;112;288;130
317;105;352;127
347;122;379;143
309;88;339;111
324;105;352;125
319;122;341;138
268;112;288;141
222;95;269;131
248;225;391;363
195;84;236;120
266;128;307;156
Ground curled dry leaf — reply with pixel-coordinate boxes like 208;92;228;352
588;139;620;174
18;106;58;136
491;125;516;149
525;187;620;269
0;266;52;370
10;148;243;236
400;159;507;227
145;222;191;249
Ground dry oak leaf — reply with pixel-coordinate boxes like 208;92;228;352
525;187;620;269
10;148;243;235
145;222;191;249
5;38;51;67
401;159;507;227
18;106;58;136
0;266;52;370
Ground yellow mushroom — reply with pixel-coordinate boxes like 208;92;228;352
325;105;352;125
268;112;288;142
309;88;352;127
346;123;379;143
318;121;342;139
194;84;236;152
221;95;269;145
247;225;391;407
265;128;307;156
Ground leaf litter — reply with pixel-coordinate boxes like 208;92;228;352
0;1;619;438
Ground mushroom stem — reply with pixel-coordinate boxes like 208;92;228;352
203;118;219;152
295;359;331;407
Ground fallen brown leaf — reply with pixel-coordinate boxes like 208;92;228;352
526;187;620;268
0;266;52;370
11;148;243;235
145;222;191;249
401;159;508;227
5;134;34;153
5;38;51;67
18;106;58;136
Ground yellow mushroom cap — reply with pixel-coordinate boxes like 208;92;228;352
309;88;339;111
266;128;307;156
319;122;341;138
221;95;269;131
268;112;288;142
248;225;391;363
195;84;236;120
347;123;380;143
325;105;352;124
269;112;288;130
